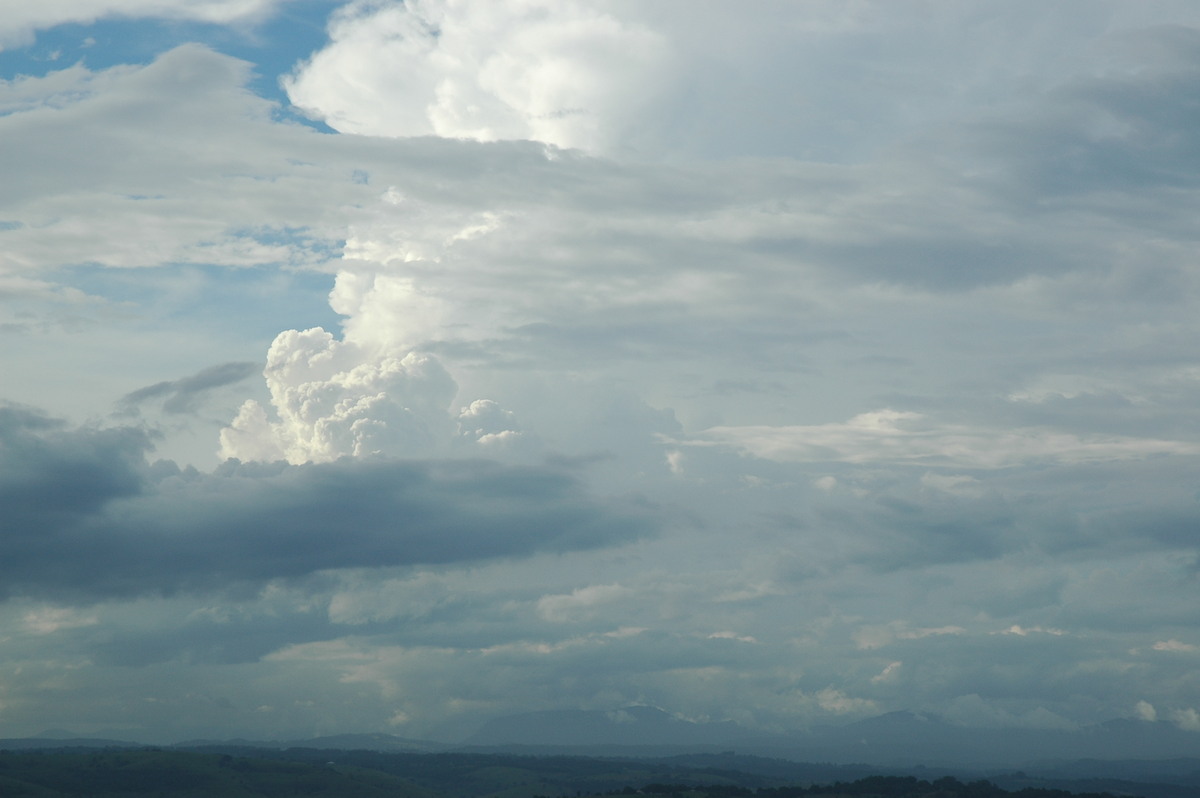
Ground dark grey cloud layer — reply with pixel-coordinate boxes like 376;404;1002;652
0;404;653;599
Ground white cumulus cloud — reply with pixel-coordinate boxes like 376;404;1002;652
284;0;673;154
219;327;457;463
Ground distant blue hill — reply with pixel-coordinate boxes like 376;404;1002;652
173;732;449;753
460;707;1200;768
464;705;768;748
9;708;1197;771
0;736;143;750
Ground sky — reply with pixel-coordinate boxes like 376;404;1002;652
3;0;1200;745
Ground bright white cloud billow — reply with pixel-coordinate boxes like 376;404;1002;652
219;327;458;463
284;0;672;153
4;0;1200;752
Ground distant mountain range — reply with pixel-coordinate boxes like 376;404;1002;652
783;711;1200;767
175;732;448;753
464;705;765;748
461;707;1200;768
5;707;1198;770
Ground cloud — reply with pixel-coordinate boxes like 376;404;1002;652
8;5;1200;744
691;410;1200;469
457;399;525;448
0;403;149;525
284;2;1200;165
537;583;633;623
871;661;902;684
0;404;654;600
1171;707;1200;731
119;361;258;415
941;694;1077;730
0;45;345;272
284;0;672;153
219;327;459;463
0;0;286;50
955;25;1200;201
814;687;877;716
854;623;965;651
22;605;99;635
998;625;1068;637
1152;639;1198;652
217;323;540;464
